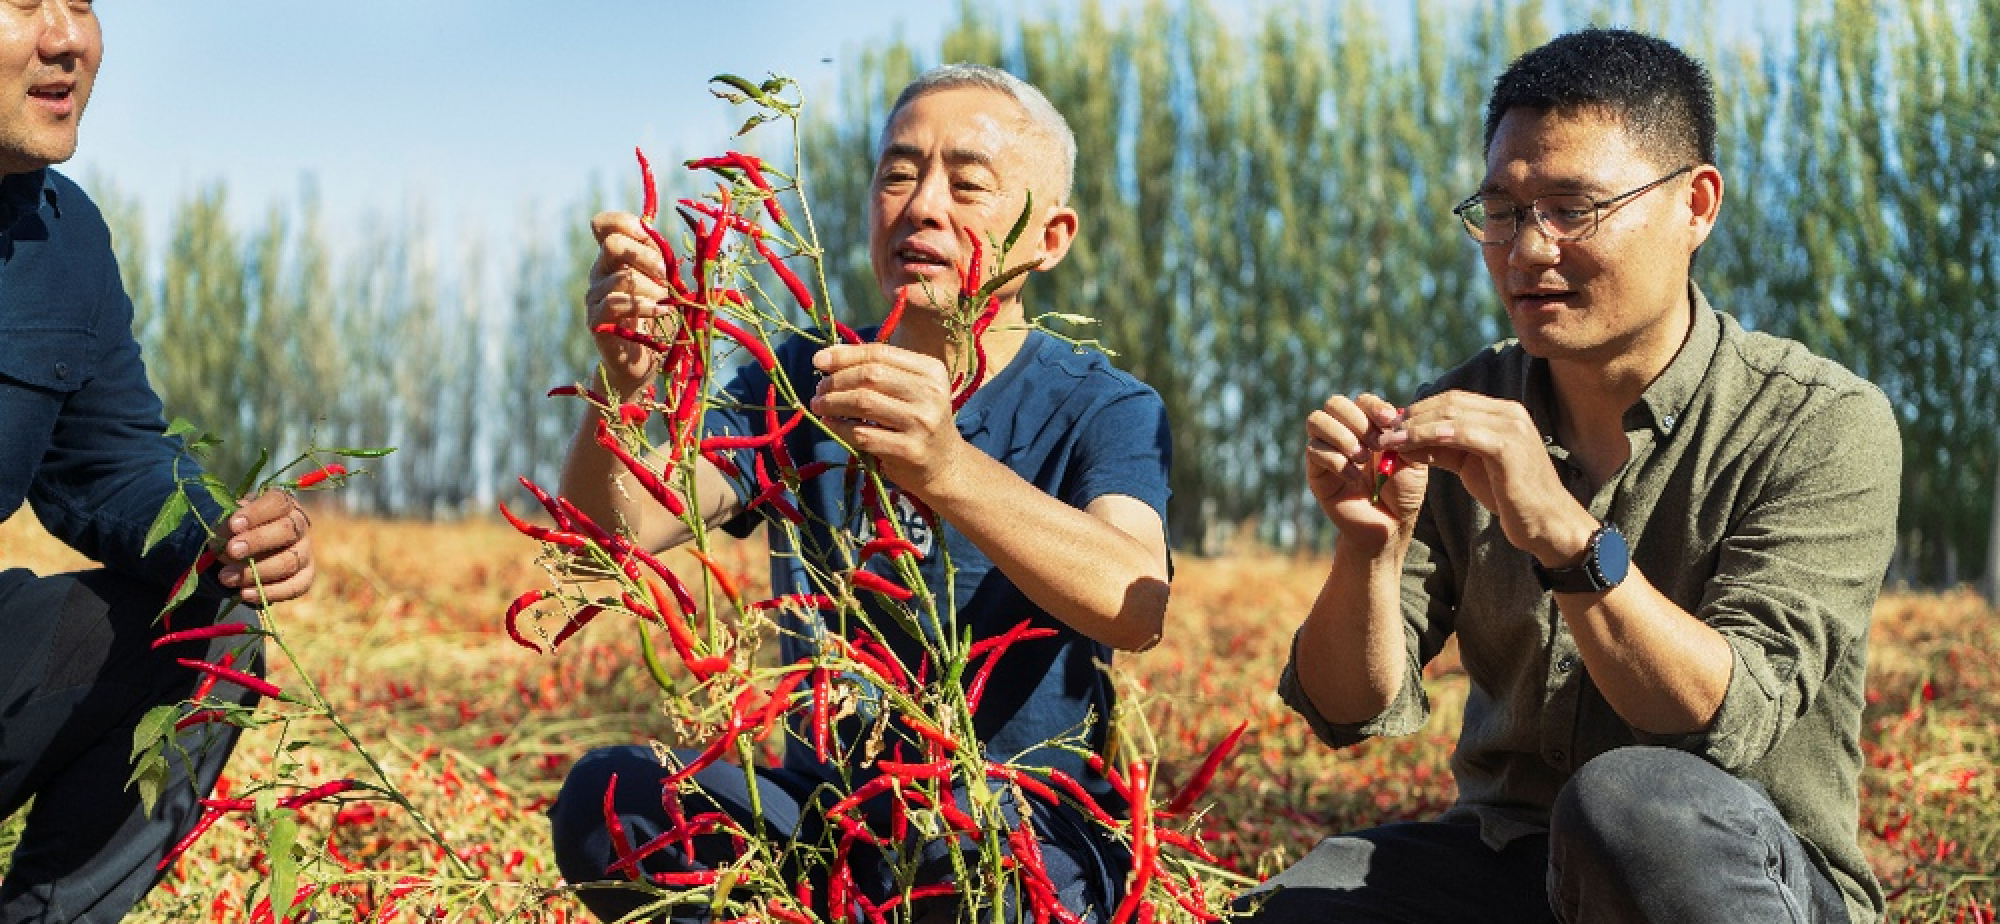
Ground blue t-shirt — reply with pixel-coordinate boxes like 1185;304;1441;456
708;327;1171;795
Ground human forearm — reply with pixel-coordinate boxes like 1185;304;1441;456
1556;571;1734;735
1293;530;1414;725
917;449;1169;652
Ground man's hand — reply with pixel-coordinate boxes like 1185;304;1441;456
808;343;971;499
1378;390;1596;566
1305;392;1426;548
213;491;315;607
586;210;679;396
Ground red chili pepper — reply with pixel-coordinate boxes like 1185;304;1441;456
746;593;838;613
850;569;913;602
1154;827;1222;865
152;622;253;649
1045;768;1120;827
711;318;777;371
594;322;674;354
518;477;573;530
755;238;814;312
595;418;687;517
985;763;1062;808
174;708;231;733
618;402;650;427
966;621;1059;713
640;220;691;298
649;870;723;889
189;650;233;702
176;658;286;702
498;500;590;550
961;226;984;295
950;296;1001;412
858;537;920;564
835;321;862;345
602;773;643;880
163;547;219;630
751;669;811;741
685;547;743;605
546;384;611;405
504;589;552;654
156;808;225;871
279;779;358;809
295;463;348;489
1162;719;1249;815
549;604;605;650
636;147;659;226
877;289;908;344
1109;761;1156;924
898;713;961;753
1372;448;1404;504
764;384;799;475
810;669;831;761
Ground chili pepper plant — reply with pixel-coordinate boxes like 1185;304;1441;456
132;428;512;924
500;74;1254;924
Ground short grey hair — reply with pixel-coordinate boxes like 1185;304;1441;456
880;63;1077;205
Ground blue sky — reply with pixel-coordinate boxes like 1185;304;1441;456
65;1;1790;255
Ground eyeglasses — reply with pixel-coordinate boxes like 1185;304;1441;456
1452;165;1694;246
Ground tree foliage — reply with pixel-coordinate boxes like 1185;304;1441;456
97;0;1998;587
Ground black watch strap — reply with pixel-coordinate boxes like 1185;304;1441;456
1533;523;1629;593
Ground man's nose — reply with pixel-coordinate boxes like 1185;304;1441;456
37;1;90;60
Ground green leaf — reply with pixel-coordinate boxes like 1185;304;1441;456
126;748;168;816
326;446;396;459
737;113;775;137
200;475;237;512
1000;190;1034;257
267;810;299;923
161;559;203;619
142;489;191;557
131;703;180;761
975;258;1042;300
234;447;270;500
710;74;765;101
165;417;200;440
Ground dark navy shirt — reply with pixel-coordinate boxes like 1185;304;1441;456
710;327;1172;796
1;168;218;587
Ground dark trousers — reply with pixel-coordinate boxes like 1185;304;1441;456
1241;746;1850;924
0;568;259;924
549;745;1127;924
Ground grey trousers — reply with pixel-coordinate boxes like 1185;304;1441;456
0;568;258;924
1240;746;1851;924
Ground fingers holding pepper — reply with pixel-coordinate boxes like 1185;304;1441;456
213;490;316;607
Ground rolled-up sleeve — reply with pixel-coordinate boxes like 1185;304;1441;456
1638;385;1900;770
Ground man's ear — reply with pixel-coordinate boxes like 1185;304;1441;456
1033;205;1079;273
1686;164;1723;252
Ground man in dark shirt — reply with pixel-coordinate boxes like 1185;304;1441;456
2;4;319;921
546;64;1173;923
1252;29;1897;924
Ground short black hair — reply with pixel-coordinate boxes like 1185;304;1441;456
1484;28;1716;169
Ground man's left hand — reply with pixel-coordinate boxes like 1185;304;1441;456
214;490;316;606
809;343;971;499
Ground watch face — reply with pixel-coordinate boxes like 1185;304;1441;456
1595;525;1631;588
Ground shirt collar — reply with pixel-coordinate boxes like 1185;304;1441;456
0;168;58;228
1628;282;1721;438
1517;280;1722;441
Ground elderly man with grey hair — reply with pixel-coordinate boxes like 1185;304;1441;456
546;63;1174;924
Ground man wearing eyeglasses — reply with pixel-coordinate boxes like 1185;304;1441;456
1250;28;1897;924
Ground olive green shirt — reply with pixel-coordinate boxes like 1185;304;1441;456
1279;286;1900;924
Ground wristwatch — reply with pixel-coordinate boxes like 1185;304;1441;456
1533;522;1630;593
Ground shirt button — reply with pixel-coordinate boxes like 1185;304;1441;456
1556;654;1578;673
1661;413;1677;432
1551;749;1566;764
53;362;68;380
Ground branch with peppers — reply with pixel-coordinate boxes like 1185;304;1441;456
134;433;540;922
501;72;1254;923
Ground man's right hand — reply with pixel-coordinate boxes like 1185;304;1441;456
586;210;678;395
1304;392;1427;548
